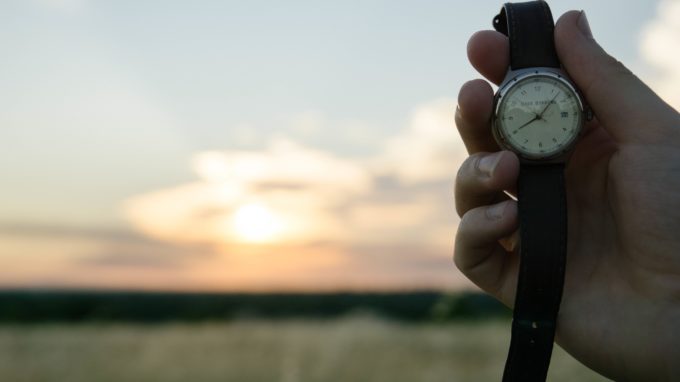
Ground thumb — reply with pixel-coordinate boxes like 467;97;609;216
555;10;679;143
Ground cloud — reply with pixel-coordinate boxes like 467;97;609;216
0;221;142;243
193;140;372;194
78;246;204;269
124;138;374;246
639;0;680;109
124;98;462;245
0;97;469;291
374;98;467;185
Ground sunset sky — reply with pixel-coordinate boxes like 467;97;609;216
1;0;678;291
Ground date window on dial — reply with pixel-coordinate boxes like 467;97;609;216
560;111;568;118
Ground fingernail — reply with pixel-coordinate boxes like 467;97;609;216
477;152;503;177
577;10;592;39
499;230;519;252
486;201;507;220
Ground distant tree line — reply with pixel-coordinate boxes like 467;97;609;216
0;290;510;323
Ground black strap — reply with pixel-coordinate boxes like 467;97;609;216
502;164;567;382
493;1;560;69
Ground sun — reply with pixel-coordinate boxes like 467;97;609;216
232;203;282;243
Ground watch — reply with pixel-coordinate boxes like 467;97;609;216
490;1;588;381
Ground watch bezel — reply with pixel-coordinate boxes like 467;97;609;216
492;68;587;162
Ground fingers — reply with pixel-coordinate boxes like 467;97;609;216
457;31;510;154
455;33;517;301
454;199;519;304
455;151;519;216
467;30;510;85
555;11;680;143
454;151;520;305
455;79;499;153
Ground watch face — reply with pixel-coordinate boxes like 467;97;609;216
494;73;583;159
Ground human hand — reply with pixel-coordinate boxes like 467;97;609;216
453;10;680;381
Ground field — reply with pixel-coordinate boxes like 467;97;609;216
0;316;609;382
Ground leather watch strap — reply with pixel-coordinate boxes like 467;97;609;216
492;2;568;380
493;1;560;69
502;164;567;382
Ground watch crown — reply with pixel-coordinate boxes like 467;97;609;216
585;106;594;121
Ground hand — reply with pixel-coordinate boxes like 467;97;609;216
536;92;560;120
516;114;540;130
453;10;680;381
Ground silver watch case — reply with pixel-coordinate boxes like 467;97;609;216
492;67;591;163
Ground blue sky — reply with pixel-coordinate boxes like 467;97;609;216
0;0;676;291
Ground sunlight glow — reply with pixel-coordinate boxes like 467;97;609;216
232;203;282;243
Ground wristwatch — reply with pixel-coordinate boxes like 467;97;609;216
490;1;588;381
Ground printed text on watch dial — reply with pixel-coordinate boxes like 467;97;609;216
498;76;581;157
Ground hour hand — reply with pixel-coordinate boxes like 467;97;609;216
516;114;539;130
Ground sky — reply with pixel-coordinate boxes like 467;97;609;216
0;0;678;292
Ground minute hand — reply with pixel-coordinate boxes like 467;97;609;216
537;93;560;119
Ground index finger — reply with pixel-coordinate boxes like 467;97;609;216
467;30;510;86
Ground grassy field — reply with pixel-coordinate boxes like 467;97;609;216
0;316;609;382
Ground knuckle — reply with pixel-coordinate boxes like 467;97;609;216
453;248;464;271
457;208;479;236
456;153;494;189
455;153;500;217
454;155;481;216
453;227;469;271
604;55;633;77
454;105;465;130
453;208;486;272
456;153;482;181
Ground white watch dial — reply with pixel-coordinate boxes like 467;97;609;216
496;75;582;158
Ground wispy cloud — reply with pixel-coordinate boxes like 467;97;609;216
374;98;468;185
639;0;680;109
0;221;213;270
